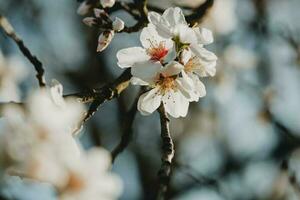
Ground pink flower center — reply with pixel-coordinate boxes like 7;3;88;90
147;42;168;62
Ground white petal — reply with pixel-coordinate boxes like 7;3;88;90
149;11;173;39
191;45;218;62
194;27;214;45
191;55;217;77
181;49;192;65
130;77;150;86
162;7;187;27
85;148;111;172
190;73;206;100
175;24;197;44
137;88;162;115
131;61;161;80
148;11;161;26
116;47;150;68
175;71;195;100
195;60;217;77
140;24;173;50
153;21;173;39
162;90;189;118
160;61;184;76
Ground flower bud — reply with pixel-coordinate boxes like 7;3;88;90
112;17;125;32
97;30;114;52
93;8;105;18
100;0;115;8
77;1;91;15
82;17;96;27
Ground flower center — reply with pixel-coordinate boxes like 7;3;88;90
184;56;199;73
147;42;168;62
156;74;177;94
66;172;85;192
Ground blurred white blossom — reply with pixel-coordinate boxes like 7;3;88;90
0;81;122;200
59;148;122;200
224;45;258;69
0;51;27;101
202;0;237;35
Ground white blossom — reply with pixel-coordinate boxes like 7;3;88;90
112;17;125;32
181;48;217;77
0;82;122;199
59;148;122;200
117;24;173;70
116;7;217;117
224;45;258;69
148;7;217;69
202;0;237;35
148;7;197;44
100;0;115;8
0;105;80;188
97;30;115;52
27;80;84;134
132;61;198;118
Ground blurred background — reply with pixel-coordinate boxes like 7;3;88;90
1;0;300;199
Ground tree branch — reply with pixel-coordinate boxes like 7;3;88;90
185;0;214;25
111;89;142;162
157;104;175;200
0;15;46;87
69;69;131;134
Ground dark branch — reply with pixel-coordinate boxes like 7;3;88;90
157;104;175;200
185;0;214;25
69;69;131;134
111;89;143;162
0;15;46;87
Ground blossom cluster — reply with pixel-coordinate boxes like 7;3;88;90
79;0;124;52
0;80;122;200
117;7;217;118
78;0;116;16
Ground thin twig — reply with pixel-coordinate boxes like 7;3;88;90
111;90;142;162
0;15;46;87
185;0;214;25
174;161;219;189
70;69;131;134
157;104;175;200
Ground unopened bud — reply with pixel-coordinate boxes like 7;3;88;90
112;17;125;32
97;30;114;52
100;0;115;8
94;8;105;18
77;1;91;15
82;17;96;27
